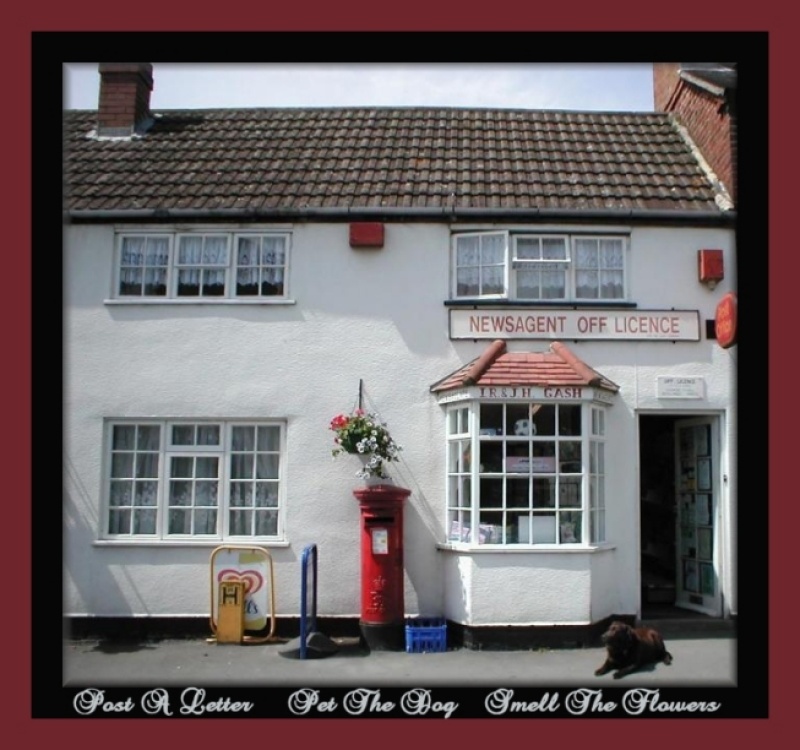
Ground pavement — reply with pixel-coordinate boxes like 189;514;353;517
63;631;737;689
54;627;748;720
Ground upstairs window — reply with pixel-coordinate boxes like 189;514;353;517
452;231;627;302
454;233;506;297
115;231;290;301
175;234;230;297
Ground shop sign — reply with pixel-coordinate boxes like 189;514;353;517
715;292;737;349
449;308;700;341
657;376;705;400
436;385;615;404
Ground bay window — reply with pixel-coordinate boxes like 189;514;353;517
446;400;608;546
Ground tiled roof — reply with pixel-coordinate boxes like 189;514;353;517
431;340;619;393
63;107;730;215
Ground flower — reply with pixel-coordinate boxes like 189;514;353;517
329;409;402;479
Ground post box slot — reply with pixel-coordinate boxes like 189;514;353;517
366;516;394;524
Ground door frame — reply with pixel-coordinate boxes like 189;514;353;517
636;410;727;618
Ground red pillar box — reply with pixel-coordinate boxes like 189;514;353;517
352;484;411;651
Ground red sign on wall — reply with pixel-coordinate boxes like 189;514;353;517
715;292;737;348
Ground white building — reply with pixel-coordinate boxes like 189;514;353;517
62;63;737;647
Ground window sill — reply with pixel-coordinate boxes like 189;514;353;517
444;299;637;309
437;542;616;553
93;539;291;548
104;298;297;306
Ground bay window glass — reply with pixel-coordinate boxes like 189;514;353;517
589;407;607;542
446;401;607;546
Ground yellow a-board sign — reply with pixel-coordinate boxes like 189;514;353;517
209;546;276;644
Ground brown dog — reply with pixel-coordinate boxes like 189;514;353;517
594;620;673;679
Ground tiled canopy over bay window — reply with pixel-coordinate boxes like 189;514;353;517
431;340;618;548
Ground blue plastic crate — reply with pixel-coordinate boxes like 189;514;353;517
405;617;447;653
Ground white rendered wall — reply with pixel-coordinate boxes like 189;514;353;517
63;220;736;624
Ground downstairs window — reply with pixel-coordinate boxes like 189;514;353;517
104;420;285;541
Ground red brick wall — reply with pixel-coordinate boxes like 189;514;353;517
652;63;680;111
669;84;734;201
652;63;735;203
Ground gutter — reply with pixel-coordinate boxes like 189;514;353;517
65;206;736;225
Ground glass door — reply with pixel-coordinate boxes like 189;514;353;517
674;417;722;616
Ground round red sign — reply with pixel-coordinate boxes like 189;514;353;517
715;292;737;349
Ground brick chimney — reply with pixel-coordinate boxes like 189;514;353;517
653;62;737;205
97;63;154;137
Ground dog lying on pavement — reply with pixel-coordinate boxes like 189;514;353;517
594;620;673;679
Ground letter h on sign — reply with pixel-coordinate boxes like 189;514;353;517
217;581;246;643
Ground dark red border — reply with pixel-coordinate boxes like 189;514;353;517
12;14;785;745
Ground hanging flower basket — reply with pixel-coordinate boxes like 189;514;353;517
329;409;402;480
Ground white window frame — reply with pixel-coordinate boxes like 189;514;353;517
452;231;510;299
102;419;286;542
113;230;292;302
451;231;628;302
572;235;627;301
174;233;231;298
233;232;290;299
117;234;173;297
512;234;571;301
445;401;608;547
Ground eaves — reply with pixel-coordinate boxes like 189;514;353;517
65;205;737;228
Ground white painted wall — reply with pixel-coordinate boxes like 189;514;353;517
63;219;736;624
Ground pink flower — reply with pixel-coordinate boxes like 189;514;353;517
330;414;349;430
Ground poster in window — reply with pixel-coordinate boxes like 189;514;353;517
681;494;695;522
683;559;699;592
679;427;693;462
698;527;713;560
700;563;715;596
696;495;712;526
449;520;472;542
697;456;712;491
695;425;710;456
681;523;696;557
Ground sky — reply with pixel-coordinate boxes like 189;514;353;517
63;63;656;112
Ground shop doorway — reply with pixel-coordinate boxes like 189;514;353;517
639;414;722;618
